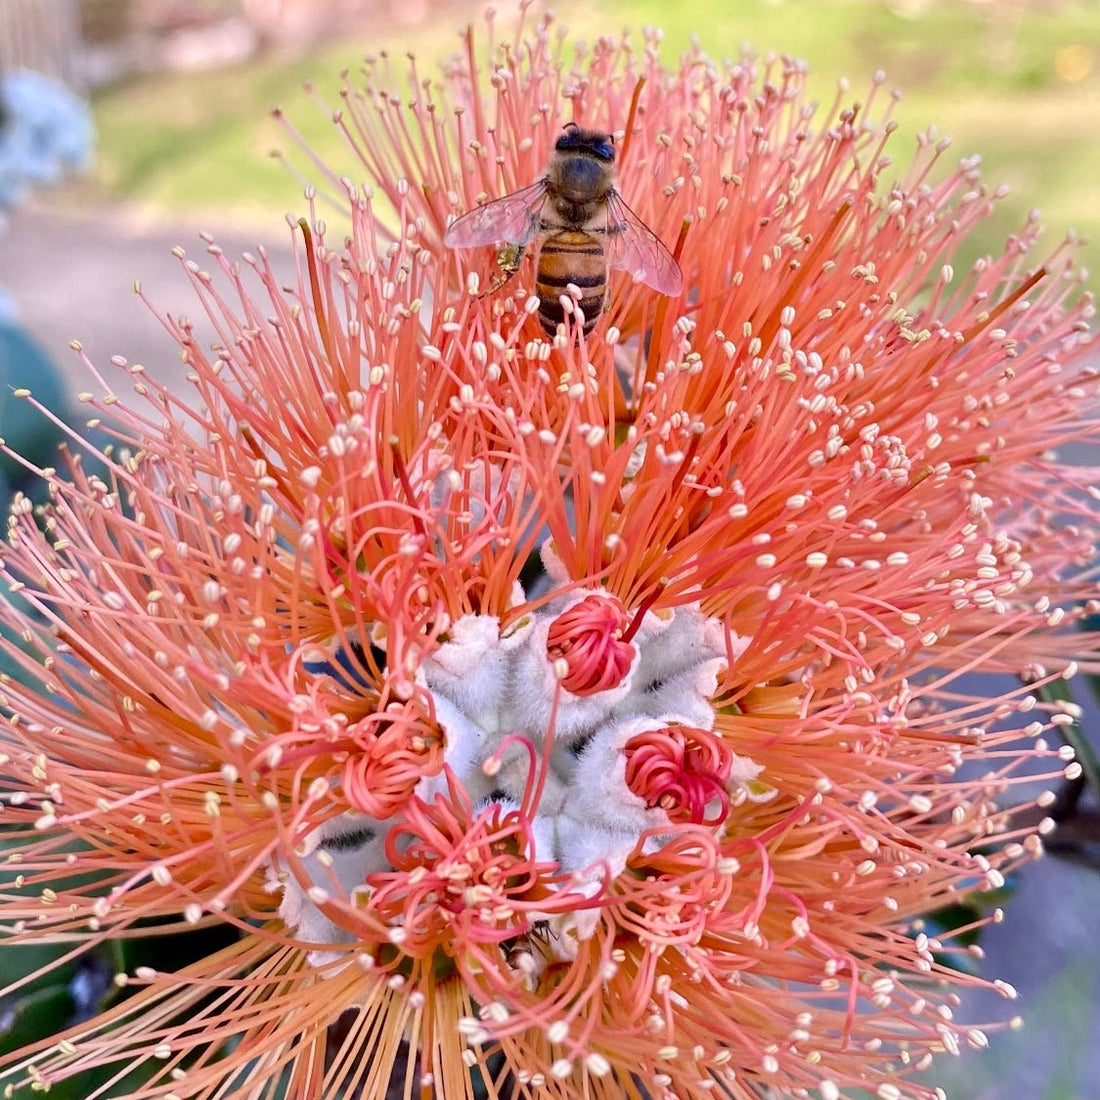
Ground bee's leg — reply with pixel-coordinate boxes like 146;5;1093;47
478;265;522;298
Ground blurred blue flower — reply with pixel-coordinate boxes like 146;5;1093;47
0;69;94;213
0;70;96;515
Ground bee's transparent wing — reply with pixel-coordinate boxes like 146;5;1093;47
443;181;549;249
604;191;683;297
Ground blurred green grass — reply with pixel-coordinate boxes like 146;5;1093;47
85;0;1100;281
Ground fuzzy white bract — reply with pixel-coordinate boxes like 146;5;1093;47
277;588;764;956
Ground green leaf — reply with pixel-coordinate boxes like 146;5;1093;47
0;324;70;494
1035;677;1100;798
0;982;75;1055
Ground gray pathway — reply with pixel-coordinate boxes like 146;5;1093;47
3;202;296;399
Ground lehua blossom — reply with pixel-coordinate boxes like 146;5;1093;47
1;8;1098;1099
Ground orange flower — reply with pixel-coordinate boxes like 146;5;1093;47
2;8;1098;1099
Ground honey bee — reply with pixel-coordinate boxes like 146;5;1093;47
501;920;552;989
444;122;683;336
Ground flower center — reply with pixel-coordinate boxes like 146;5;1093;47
545;593;635;695
623;724;734;826
279;600;758;961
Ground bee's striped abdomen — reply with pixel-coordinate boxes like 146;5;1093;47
536;230;607;335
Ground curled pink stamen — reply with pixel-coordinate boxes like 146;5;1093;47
342;704;445;819
623;725;734;826
546;594;635;695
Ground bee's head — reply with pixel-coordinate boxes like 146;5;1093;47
555;122;616;163
550;123;616;203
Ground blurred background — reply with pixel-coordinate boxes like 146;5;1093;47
3;0;1100;381
2;2;1099;1098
